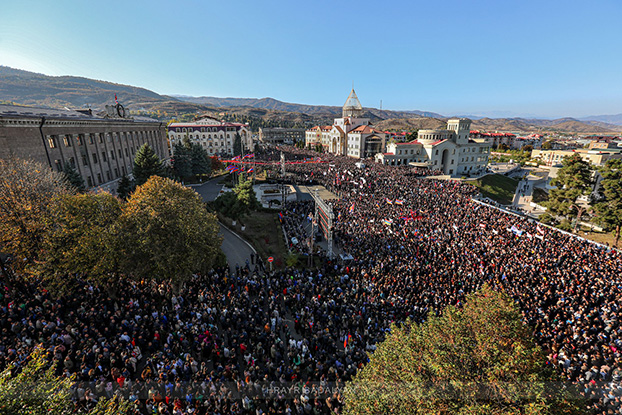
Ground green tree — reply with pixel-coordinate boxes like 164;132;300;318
40;193;122;292
0;346;130;415
344;286;584;415
118;176;221;289
233;132;243;157
541;140;553;150
0;158;70;275
213;179;260;221
544;154;593;231
190;141;211;176
61;161;86;192
210;156;223;172
133;143;164;186
116;174;135;200
172;141;193;180
593;158;622;247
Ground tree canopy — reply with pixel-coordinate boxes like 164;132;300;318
61;161;86;192
344;285;583;415
172;135;211;180
0;346;129;415
117;176;221;288
40;192;122;292
0;158;71;275
132;143;164;186
213;179;260;221
544;154;593;230
593;158;622;247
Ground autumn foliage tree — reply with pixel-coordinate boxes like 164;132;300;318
0;346;130;415
41;192;122;292
0;158;70;275
117;176;221;289
344;285;584;415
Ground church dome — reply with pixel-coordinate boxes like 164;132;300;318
343;89;363;118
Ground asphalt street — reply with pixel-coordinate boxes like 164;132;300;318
192;177;256;272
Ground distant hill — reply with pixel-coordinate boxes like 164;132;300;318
171;95;445;120
581;114;622;126
1;66;618;133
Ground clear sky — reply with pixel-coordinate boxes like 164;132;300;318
1;0;620;118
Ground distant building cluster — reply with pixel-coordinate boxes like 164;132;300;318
259;127;305;145
470;131;543;150
532;139;622;167
167;116;253;156
0;104;167;192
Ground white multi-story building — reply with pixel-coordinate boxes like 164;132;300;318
168;116;253;157
376;118;491;177
306;89;386;159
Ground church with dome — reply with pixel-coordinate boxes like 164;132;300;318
305;89;387;159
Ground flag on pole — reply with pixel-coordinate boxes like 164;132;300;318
278;212;283;222
114;94;118;104
247;167;254;173
385;198;393;205
349;203;355;214
395;199;404;205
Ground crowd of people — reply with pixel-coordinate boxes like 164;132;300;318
1;145;622;414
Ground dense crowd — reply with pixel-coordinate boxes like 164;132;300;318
1;145;622;414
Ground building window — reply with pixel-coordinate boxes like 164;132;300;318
82;154;89;166
87;176;93;187
55;160;62;172
48;136;57;148
118;149;122;159
98;134;104;144
125;148;129;157
63;135;72;147
92;153;98;164
89;134;95;145
114;168;119;177
102;152;107;162
97;173;102;184
110;150;115;160
106;171;112;181
69;157;75;167
77;134;84;146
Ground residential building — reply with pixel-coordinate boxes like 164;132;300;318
168;116;253;157
0;104;167;192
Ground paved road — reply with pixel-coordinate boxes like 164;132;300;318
192;177;256;272
219;223;255;272
193;176;225;202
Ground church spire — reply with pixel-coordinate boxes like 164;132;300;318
343;88;363;118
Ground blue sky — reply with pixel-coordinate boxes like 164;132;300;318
1;0;620;118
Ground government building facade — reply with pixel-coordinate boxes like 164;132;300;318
168;116;253;157
0;104;167;192
376;118;491;177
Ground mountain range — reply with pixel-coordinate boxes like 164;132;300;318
1;66;620;134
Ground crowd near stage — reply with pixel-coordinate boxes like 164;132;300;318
1;145;621;414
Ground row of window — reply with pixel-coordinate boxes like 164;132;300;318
47;131;158;149
54;159;131;186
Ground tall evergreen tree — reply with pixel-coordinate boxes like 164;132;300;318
593;158;622;247
116;174;135;200
172;141;193;180
61;161;86;192
133;143;164;186
233;132;243;157
544;153;593;231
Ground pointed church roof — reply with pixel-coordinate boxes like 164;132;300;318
343;89;363;110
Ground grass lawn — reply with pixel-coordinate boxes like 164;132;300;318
219;210;290;268
469;174;519;205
